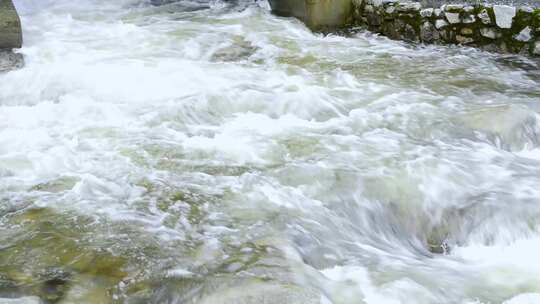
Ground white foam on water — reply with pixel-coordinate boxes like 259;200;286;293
2;0;540;303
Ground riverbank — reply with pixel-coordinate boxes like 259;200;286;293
269;0;540;57
353;0;540;56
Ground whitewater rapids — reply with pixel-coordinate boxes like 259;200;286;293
1;0;540;303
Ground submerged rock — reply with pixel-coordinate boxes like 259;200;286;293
460;105;540;151
198;281;322;304
0;297;41;304
37;268;71;303
211;38;258;62
428;242;450;255
30;177;79;193
0;50;23;72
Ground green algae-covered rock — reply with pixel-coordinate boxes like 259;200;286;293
268;0;352;30
0;0;22;49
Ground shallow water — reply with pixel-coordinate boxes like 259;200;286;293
1;0;540;303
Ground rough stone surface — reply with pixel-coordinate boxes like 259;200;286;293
463;6;474;13
456;35;474;44
443;4;463;12
514;26;532;42
534;42;540;55
397;2;421;12
419;0;538;5
480;27;500;39
445;12;461;24
420;21;438;42
372;0;384;7
493;5;516;29
462;14;475;24
0;0;23;49
435;19;448;29
478;9;491;24
0;49;23;72
460;27;473;35
402;23;418;42
268;0;352;30
420;8;433;17
211;39;258;62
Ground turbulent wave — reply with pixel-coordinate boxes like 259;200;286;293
1;0;540;303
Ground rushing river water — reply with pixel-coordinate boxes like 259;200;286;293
1;0;540;303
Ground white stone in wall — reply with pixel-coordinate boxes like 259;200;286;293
442;4;463;12
385;6;395;14
420;8;433;17
435;19;449;29
373;0;383;7
464;6;474;13
514;26;532;42
534;42;540;55
519;6;534;13
445;12;461;24
397;2;421;12
477;9;491;25
434;8;442;17
480;27;500;39
493;5;516;29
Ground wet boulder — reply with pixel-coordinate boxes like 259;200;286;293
211;37;258;62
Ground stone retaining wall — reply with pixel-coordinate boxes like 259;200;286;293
352;0;540;56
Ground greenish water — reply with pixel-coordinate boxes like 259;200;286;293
1;0;540;303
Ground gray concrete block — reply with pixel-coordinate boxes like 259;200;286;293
0;0;22;49
268;0;352;30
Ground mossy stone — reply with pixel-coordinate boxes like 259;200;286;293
0;0;22;49
268;0;353;30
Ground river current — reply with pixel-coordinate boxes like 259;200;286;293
1;0;540;303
